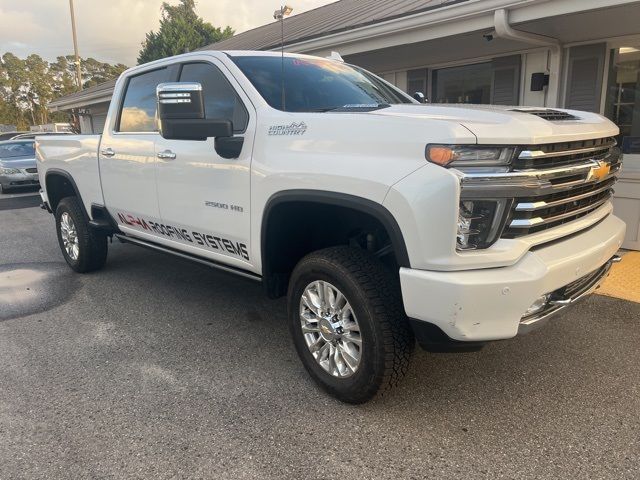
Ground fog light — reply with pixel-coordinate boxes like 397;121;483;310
523;294;550;318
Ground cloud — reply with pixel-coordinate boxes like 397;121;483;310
0;0;333;66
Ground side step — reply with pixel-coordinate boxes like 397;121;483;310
114;234;261;282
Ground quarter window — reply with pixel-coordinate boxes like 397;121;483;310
179;62;248;133
119;68;171;133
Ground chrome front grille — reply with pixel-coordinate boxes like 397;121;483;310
514;137;617;170
458;136;621;245
502;137;619;238
503;177;615;237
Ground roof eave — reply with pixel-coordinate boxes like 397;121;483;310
49;92;114;112
274;0;534;54
270;0;634;55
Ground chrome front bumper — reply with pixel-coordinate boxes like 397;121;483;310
517;254;621;334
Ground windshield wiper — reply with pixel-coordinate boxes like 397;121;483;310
310;103;392;113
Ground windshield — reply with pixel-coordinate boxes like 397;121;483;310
0;141;35;159
232;56;412;112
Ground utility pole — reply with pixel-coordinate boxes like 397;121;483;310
273;5;293;110
68;0;82;90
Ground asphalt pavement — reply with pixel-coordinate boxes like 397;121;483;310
1;202;639;479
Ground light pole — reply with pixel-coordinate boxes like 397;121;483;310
68;0;82;90
273;5;293;110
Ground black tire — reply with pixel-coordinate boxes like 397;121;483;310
55;196;108;273
287;246;414;404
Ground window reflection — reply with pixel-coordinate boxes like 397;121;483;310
119;68;171;133
179;63;248;133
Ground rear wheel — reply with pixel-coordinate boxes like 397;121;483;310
55;197;108;272
287;246;414;403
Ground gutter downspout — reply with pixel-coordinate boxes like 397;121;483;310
493;8;562;107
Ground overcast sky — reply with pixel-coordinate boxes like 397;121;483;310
0;0;334;66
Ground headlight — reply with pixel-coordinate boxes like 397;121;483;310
0;167;21;174
426;145;515;170
457;199;511;250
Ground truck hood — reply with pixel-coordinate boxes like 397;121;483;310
369;104;619;145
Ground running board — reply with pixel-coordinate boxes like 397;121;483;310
114;234;261;282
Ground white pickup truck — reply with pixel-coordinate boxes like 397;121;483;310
37;50;626;403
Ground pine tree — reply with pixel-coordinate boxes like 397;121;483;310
137;0;233;64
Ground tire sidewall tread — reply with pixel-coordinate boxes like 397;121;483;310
55;197;107;273
288;246;414;404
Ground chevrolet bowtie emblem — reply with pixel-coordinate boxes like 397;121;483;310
587;161;611;182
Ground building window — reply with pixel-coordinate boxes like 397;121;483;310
605;46;640;154
433;62;492;104
431;56;521;105
407;69;428;97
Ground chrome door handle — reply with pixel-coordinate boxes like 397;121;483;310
100;147;115;157
157;150;177;160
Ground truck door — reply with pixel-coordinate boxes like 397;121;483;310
100;66;174;238
154;60;255;269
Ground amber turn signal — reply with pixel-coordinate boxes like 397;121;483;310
426;146;455;166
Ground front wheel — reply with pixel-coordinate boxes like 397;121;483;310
55;196;108;272
287;247;414;404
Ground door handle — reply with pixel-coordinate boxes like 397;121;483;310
157;150;177;160
100;147;115;157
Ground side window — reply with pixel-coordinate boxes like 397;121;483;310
179;62;249;133
118;68;171;133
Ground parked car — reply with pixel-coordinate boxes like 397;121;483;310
37;51;625;403
11;131;72;140
0;132;26;141
0;140;39;193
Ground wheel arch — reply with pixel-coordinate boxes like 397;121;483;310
45;169;88;218
261;190;410;298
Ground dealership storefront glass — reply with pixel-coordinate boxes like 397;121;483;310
605;46;640;154
432;63;492;104
408;55;521;106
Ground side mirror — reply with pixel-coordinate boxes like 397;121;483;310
413;92;427;104
157;82;233;141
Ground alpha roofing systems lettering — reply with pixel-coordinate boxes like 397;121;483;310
117;212;249;261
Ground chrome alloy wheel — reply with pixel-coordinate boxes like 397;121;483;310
60;212;79;260
299;281;362;378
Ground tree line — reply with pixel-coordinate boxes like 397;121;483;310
0;54;127;130
0;0;233;131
